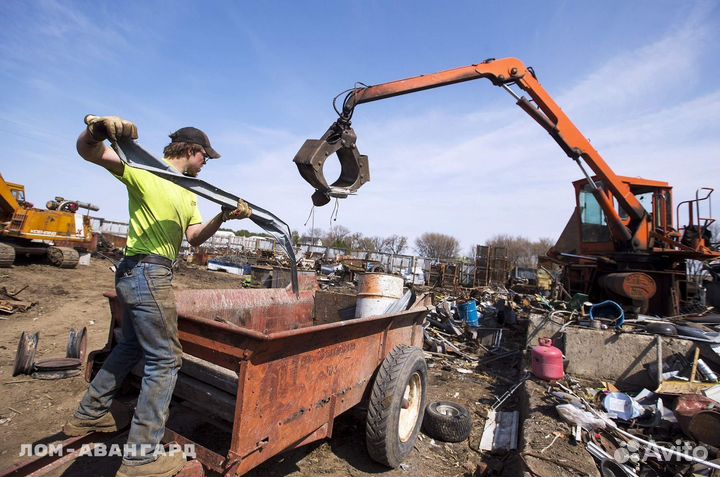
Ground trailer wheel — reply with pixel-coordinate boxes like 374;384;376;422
422;401;472;443
366;345;427;468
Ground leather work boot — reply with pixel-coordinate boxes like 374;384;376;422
63;408;130;436
116;453;187;477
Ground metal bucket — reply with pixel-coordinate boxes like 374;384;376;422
355;273;404;318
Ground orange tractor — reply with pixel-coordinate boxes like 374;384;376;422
293;58;719;316
0;173;98;268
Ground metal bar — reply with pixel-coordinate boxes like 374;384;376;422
656;334;663;387
113;138;299;296
492;373;529;411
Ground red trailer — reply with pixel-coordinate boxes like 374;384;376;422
78;277;429;476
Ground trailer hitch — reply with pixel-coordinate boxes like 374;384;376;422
293;120;369;206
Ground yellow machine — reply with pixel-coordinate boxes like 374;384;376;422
0;173;98;268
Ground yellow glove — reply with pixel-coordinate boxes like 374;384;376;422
222;200;252;221
84;115;138;142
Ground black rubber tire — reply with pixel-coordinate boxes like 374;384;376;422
366;345;427;468
422;401;472;443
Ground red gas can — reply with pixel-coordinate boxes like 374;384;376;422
531;337;564;381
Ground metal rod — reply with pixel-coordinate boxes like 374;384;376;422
492;373;529;411
500;83;522;101
656;334;663;387
690;346;700;383
613;426;720;471
574;158;599;191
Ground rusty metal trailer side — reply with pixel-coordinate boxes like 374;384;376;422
88;286;428;476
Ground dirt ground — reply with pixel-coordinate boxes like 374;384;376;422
0;257;525;477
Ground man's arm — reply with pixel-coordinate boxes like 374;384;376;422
186;200;253;247
186;213;225;247
76;115;138;175
76;129;125;176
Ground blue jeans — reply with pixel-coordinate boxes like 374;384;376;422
76;257;181;465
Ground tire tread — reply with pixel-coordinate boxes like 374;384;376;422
366;345;425;467
422;401;472;443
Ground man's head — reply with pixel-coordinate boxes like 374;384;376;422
163;127;220;177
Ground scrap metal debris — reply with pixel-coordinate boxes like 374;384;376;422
0;285;35;315
12;327;87;379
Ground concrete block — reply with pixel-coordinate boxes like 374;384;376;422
564;327;693;389
527;313;565;351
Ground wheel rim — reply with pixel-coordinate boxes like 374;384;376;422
435;404;460;417
398;371;422;442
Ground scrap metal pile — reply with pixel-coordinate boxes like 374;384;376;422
420;275;720;476
525;291;720;476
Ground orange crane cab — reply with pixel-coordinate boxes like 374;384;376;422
555;176;715;315
293;58;719;316
0;173;98;268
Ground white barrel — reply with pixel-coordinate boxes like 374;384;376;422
355;273;404;318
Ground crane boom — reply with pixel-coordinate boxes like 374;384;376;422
294;58;650;249
346;58;646;223
293;57;719;316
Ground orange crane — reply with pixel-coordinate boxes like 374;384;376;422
0;173;98;268
293;58;719;316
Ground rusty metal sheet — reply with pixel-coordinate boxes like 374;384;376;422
33;357;81;372
163;429;227;475
175;288;316;333
688;410;720;447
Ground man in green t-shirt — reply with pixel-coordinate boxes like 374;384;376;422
64;115;251;477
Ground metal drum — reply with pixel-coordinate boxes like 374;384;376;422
355;273;404;318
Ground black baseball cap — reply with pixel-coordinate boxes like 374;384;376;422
169;127;221;159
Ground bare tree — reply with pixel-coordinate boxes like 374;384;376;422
381;235;408;255
486;234;554;267
415;232;460;259
323;225;352;249
353;234;384;252
300;227;324;245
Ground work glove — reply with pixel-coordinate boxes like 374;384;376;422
222;200;253;221
84;115;138;143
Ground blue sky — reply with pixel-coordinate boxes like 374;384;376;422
1;1;719;253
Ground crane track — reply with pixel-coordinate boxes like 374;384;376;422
0;242;16;268
47;246;79;268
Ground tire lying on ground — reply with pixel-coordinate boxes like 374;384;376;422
421;401;472;443
366;345;428;468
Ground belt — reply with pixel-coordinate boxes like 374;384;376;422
125;254;173;268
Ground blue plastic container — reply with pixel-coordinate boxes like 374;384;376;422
589;300;625;330
458;299;479;327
